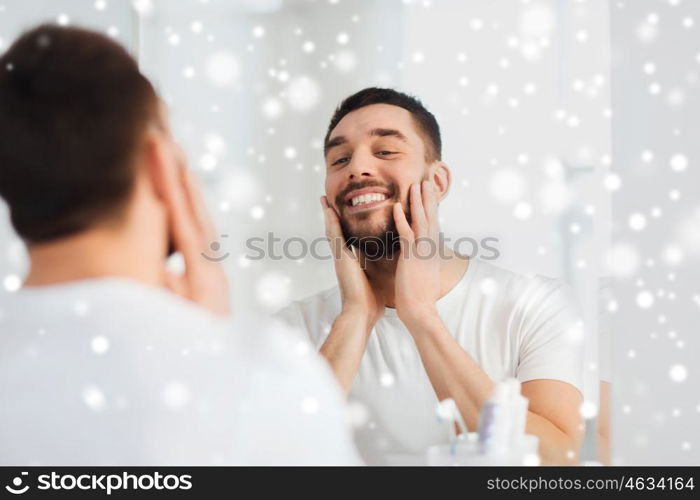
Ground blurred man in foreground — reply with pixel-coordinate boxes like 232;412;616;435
0;24;359;465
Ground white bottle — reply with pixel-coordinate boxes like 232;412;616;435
477;381;512;455
477;378;529;456
505;378;528;450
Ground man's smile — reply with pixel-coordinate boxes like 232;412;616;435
345;191;391;214
337;183;396;216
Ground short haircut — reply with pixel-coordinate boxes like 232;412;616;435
0;24;158;243
324;87;442;162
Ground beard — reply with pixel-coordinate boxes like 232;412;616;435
335;180;410;259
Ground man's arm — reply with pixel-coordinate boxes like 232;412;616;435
318;197;384;393
521;379;584;465
319;308;374;394
404;311;583;465
393;181;583;465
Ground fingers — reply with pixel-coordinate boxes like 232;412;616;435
422;180;439;236
396;180;440;256
409;182;428;234
181;164;216;243
154;139;230;315
160;153;200;261
320;196;353;261
393;202;414;248
320;196;343;239
159;143;218;276
408;180;440;238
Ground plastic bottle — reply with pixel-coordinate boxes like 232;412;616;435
477;378;529;455
505;378;528;449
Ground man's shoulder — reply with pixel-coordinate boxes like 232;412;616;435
473;259;566;297
276;284;341;319
94;279;232;336
274;285;341;344
0;278;231;346
465;259;573;319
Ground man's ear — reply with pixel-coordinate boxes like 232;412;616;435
430;161;451;202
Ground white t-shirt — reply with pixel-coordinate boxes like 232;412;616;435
0;278;360;465
276;258;585;465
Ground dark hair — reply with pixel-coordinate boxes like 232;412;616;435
0;24;158;243
324;87;442;162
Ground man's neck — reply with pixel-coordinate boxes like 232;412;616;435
23;227;163;288
362;245;470;308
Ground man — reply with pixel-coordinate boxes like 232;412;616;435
277;88;585;465
0;24;359;465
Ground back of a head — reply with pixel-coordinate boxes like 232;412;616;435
0;24;158;243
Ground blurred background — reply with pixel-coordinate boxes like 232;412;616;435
608;0;700;465
0;0;612;462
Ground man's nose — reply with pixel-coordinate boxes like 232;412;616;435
346;152;377;180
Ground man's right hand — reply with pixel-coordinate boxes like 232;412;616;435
153;133;230;317
320;196;384;332
318;196;384;393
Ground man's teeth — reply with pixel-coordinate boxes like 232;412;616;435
351;193;387;207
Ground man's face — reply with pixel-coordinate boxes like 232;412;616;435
324;104;432;254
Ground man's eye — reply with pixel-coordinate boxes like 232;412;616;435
332;156;350;166
377;151;396;156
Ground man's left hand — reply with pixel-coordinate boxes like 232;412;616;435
392;180;442;328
